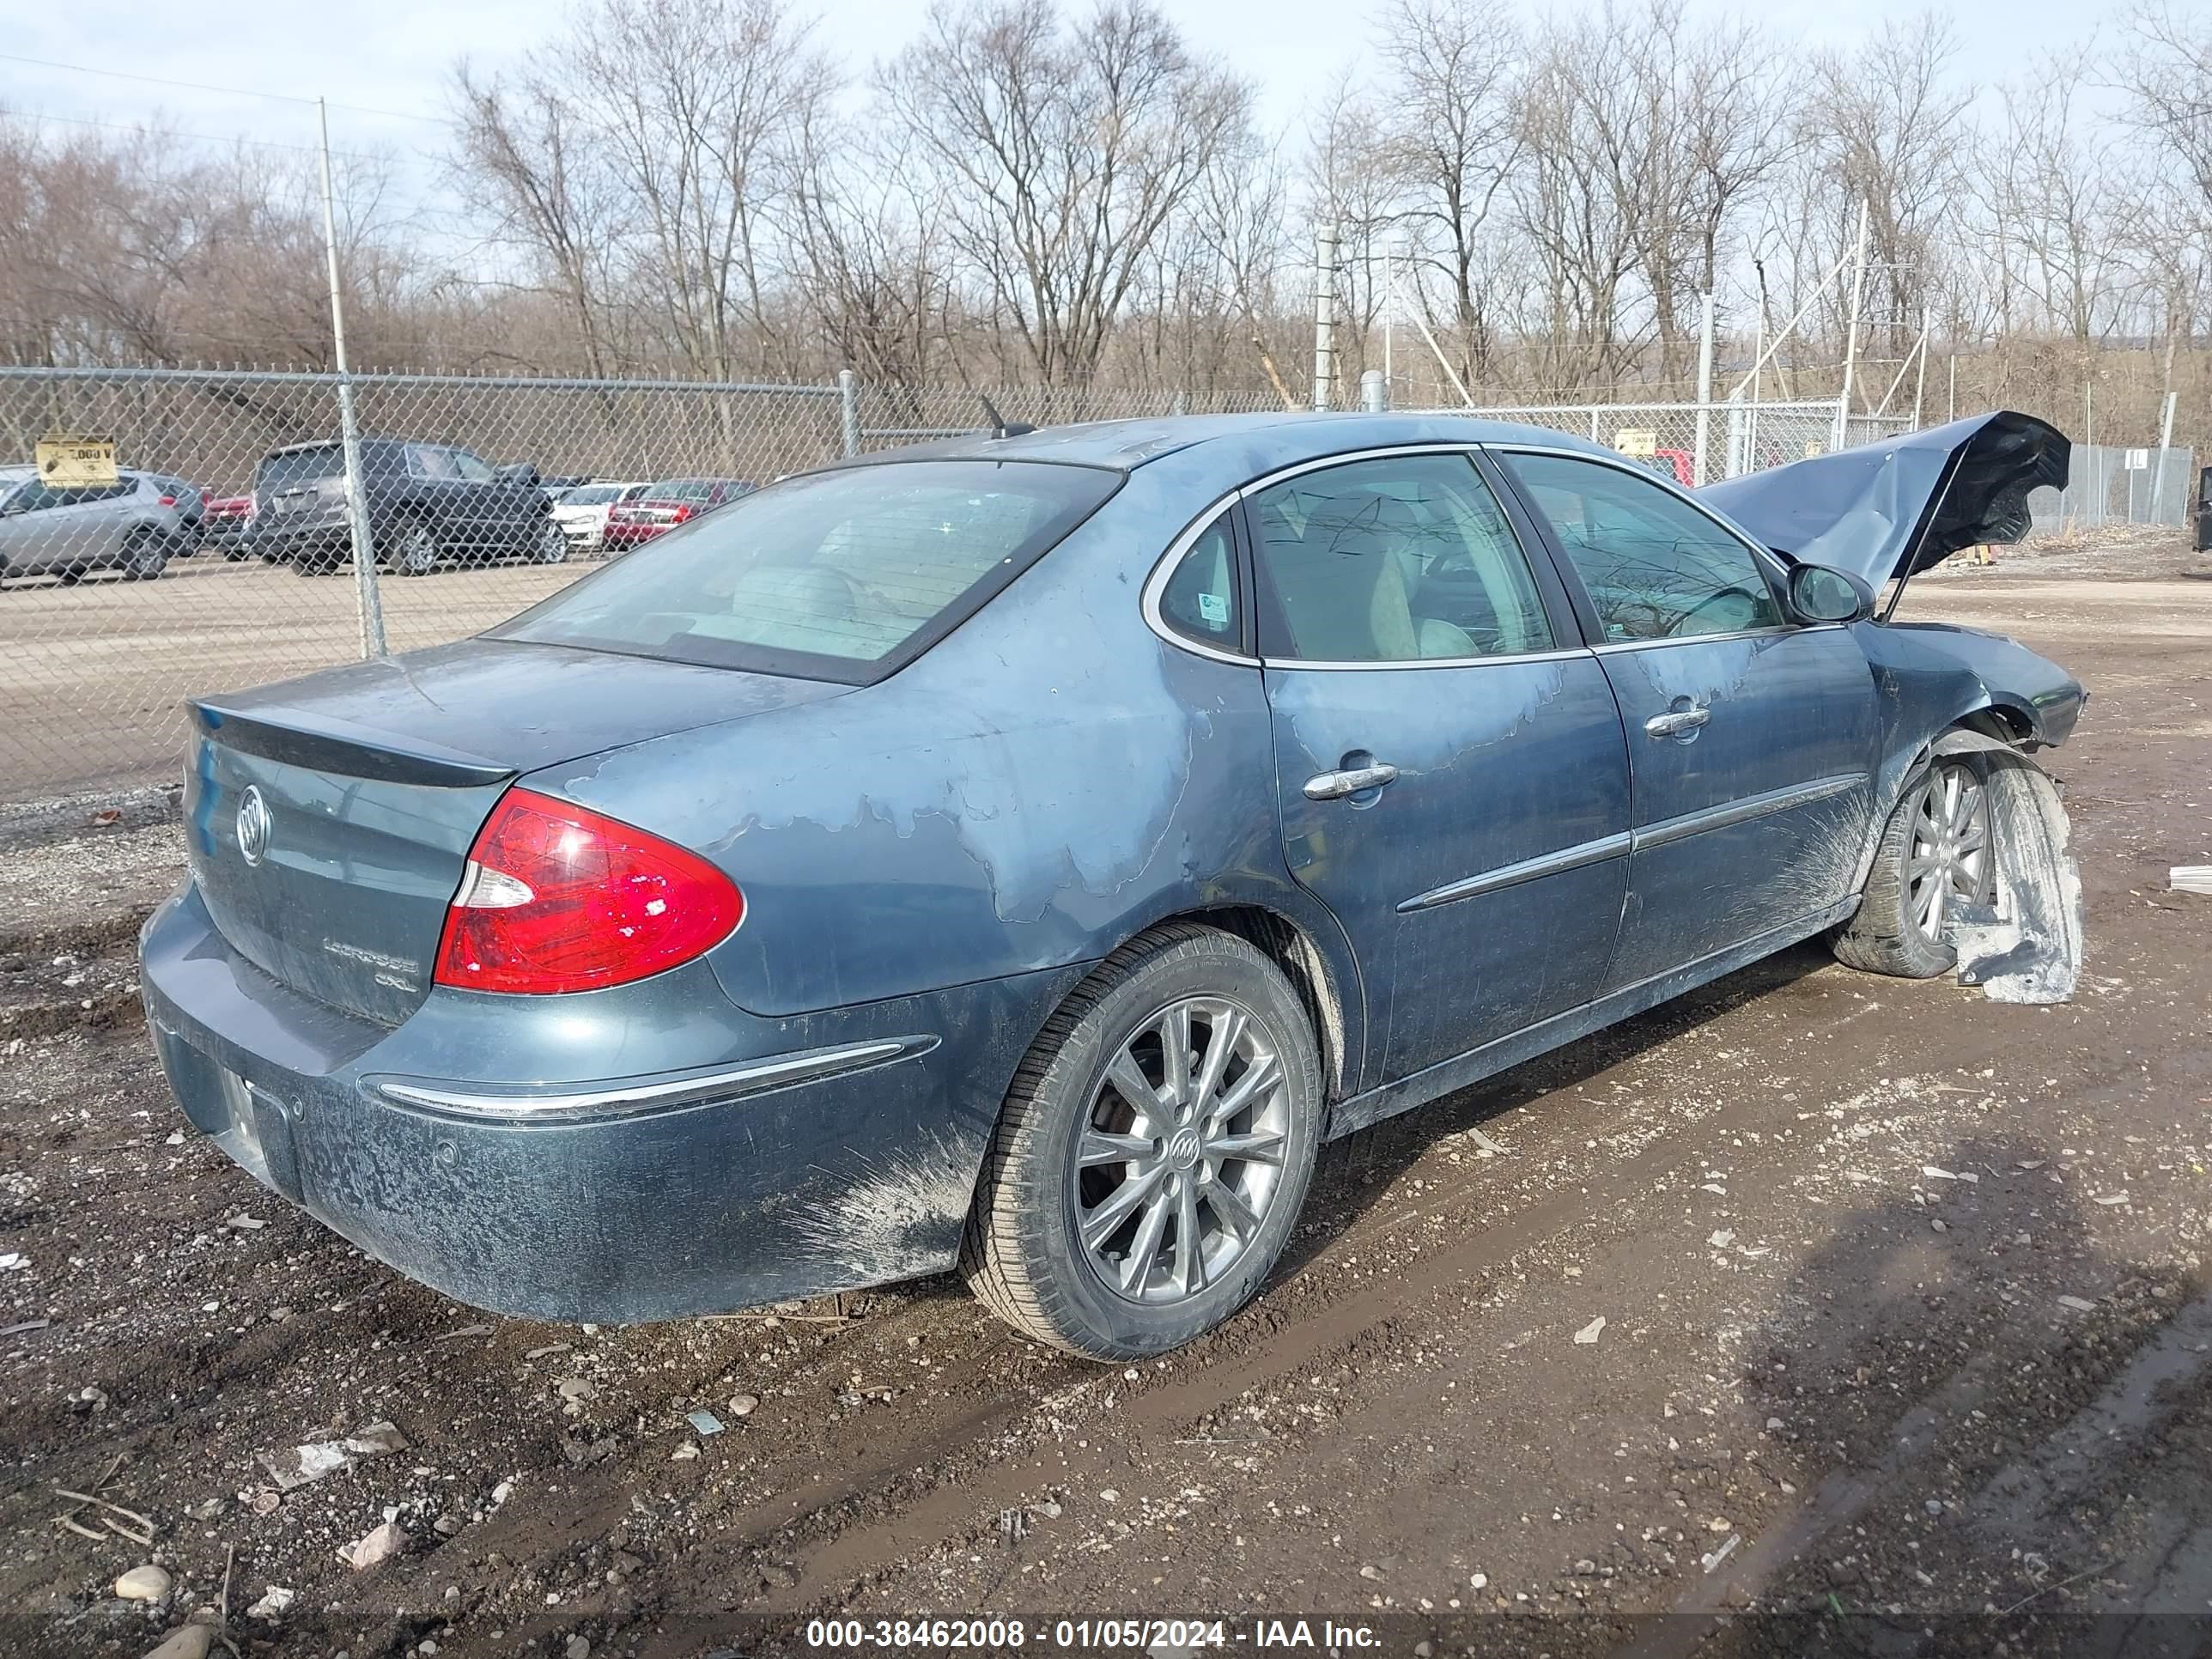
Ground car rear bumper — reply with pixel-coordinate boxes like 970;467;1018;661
244;519;349;561
601;522;672;551
139;882;1077;1322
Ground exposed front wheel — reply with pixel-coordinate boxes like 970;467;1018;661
961;925;1322;1360
1833;756;1997;977
533;520;569;564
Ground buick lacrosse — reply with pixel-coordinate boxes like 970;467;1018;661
143;410;2079;1358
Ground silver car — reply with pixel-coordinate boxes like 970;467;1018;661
0;466;184;584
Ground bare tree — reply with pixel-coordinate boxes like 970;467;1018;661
879;0;1259;386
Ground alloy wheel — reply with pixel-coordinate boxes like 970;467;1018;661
1072;996;1290;1305
1906;761;1995;942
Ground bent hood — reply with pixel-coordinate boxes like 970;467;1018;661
1698;410;2069;586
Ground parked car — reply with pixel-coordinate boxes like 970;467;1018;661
0;465;184;584
143;410;2078;1360
138;472;210;551
2196;464;2210;554
600;477;754;553
551;481;650;554
244;439;568;576
204;495;255;557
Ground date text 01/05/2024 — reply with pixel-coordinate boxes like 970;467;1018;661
801;1618;1382;1649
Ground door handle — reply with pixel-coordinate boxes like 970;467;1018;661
1644;708;1711;739
1303;763;1399;800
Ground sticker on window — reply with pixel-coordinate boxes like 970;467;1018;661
1197;591;1230;627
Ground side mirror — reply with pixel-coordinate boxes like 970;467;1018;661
1787;561;1875;625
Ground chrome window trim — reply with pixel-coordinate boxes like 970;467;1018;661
1143;441;1578;672
1231;441;1486;499
1261;646;1594;672
368;1036;938;1123
1589;623;1842;656
1632;773;1867;852
1139;488;1259;666
1398;830;1632;914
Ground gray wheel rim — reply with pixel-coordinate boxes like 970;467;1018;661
1073;995;1290;1306
1906;761;1994;942
539;523;565;561
404;527;434;572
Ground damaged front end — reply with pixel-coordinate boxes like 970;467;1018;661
1933;730;2083;1005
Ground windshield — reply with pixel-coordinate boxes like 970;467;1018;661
562;483;623;506
491;459;1119;683
256;445;345;490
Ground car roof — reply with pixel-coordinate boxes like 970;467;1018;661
820;410;1620;473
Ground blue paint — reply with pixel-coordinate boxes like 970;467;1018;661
140;410;2087;1321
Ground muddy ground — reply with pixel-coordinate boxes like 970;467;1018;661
1;568;2208;1659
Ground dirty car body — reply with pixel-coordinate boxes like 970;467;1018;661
141;410;2082;1343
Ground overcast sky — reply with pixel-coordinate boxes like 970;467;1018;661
0;0;2103;216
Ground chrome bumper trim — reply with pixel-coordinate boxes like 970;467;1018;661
368;1036;938;1122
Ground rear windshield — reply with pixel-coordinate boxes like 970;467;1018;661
490;459;1119;683
257;445;344;489
647;479;729;503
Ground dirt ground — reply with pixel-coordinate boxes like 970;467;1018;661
1;570;2208;1659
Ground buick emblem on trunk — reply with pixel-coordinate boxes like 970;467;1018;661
235;786;272;866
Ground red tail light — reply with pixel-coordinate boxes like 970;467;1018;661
159;493;177;507
200;489;212;507
434;789;743;994
668;503;693;524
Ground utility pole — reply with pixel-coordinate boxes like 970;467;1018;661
2149;389;2179;526
318;96;386;659
1833;199;1871;452
1911;306;1929;428
1312;225;1337;412
1692;292;1716;486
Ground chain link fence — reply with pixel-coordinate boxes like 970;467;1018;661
0;368;1906;805
2027;444;2197;535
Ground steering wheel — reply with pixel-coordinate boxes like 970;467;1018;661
1672;585;1765;634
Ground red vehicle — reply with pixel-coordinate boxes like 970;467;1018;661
204;494;256;558
1638;447;1695;488
601;477;754;554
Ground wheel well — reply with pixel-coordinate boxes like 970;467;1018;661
1974;704;2034;745
1162;904;1350;1103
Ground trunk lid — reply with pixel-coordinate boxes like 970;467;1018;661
185;638;848;1025
1698;410;2069;587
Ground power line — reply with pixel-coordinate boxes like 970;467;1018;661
0;50;445;126
3;106;401;165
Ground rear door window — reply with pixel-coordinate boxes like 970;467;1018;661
492;459;1120;683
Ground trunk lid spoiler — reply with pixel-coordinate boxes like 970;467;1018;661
1698;410;2069;607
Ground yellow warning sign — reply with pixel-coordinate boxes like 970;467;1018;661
35;434;118;488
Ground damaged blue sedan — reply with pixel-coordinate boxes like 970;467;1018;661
143;410;2081;1359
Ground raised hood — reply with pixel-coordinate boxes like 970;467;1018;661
1698;410;2069;587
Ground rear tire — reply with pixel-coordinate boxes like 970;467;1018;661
1833;753;1997;978
123;532;168;581
961;925;1322;1361
387;520;439;577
